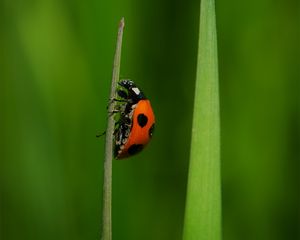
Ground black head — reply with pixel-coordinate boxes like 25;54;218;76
118;79;146;103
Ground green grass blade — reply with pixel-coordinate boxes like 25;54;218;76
102;18;125;240
183;0;221;239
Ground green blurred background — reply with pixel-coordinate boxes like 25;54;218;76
0;0;299;239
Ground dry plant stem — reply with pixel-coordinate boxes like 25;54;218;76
101;18;125;240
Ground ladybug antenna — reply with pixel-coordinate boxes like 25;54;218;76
96;131;106;138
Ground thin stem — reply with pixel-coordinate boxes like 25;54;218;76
101;17;125;240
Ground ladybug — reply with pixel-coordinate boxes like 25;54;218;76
113;79;155;159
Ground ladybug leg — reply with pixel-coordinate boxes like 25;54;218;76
110;109;120;113
107;89;128;106
110;89;133;105
113;98;128;102
113;112;126;132
107;97;129;110
108;109;120;117
108;97;128;105
107;102;125;116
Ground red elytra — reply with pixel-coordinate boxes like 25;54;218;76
116;99;155;159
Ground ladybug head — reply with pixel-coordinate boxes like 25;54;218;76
118;79;146;102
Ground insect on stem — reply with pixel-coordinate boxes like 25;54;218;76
101;17;125;240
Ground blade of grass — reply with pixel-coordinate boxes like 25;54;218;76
101;17;125;240
182;0;221;239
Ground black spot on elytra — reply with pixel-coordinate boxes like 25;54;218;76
137;114;148;127
128;144;143;155
149;123;155;138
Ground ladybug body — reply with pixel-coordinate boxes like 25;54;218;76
114;80;155;159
